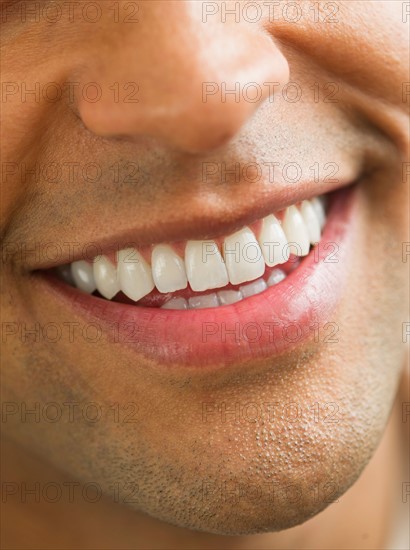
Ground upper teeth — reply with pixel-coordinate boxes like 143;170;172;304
185;240;228;292
117;248;155;302
67;197;326;302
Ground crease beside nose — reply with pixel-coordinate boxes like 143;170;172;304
76;23;290;154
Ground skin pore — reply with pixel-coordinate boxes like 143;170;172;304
1;1;409;548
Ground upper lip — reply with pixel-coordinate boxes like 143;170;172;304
20;175;355;272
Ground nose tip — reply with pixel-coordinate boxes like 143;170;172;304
76;11;290;154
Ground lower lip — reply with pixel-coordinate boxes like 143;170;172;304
38;187;356;369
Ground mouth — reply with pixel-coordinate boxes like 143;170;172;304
34;182;356;368
55;195;327;308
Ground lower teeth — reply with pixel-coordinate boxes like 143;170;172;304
161;267;287;310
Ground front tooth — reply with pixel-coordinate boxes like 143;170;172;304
258;214;290;266
152;245;187;293
185;240;229;292
117;248;155;302
93;256;120;299
188;293;219;309
300;200;321;244
71;260;97;293
311;197;326;229
267;268;286;286
161;297;188;310
239;278;267;298
282;206;310;256
218;289;243;305
223;227;265;285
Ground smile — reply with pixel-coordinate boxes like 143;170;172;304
56;195;326;308
35;182;356;368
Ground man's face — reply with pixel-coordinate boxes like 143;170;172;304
1;0;409;535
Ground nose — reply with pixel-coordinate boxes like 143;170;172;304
75;1;289;154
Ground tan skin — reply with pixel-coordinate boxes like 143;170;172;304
1;1;409;548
